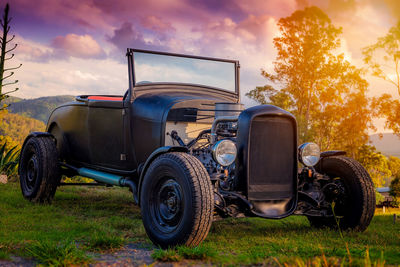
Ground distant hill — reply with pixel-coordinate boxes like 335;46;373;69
4;95;75;123
369;133;400;157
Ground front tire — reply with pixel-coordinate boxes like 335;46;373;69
140;152;213;248
19;136;61;203
308;156;375;231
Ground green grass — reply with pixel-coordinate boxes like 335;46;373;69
1;182;399;266
25;240;90;266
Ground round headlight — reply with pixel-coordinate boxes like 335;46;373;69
212;140;237;166
298;142;320;167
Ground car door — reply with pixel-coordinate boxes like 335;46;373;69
87;97;127;170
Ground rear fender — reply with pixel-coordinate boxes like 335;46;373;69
21;132;54;149
137;146;188;206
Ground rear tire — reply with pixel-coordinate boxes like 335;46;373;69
308;156;375;231
19;136;61;203
140;152;213;248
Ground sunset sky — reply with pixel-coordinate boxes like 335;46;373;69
3;0;400;132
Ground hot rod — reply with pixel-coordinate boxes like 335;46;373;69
19;49;375;248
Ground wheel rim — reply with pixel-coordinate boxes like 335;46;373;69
151;178;183;234
25;154;39;192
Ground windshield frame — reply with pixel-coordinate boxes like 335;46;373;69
127;48;240;98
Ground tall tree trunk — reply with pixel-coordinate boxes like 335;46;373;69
0;3;9;96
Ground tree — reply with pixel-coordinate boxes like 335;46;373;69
363;21;400;135
0;3;21;110
246;7;373;156
388;156;400;178
356;145;391;187
390;176;400;204
363;21;400;97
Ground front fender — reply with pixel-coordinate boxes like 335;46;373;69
137;146;188;206
320;150;346;158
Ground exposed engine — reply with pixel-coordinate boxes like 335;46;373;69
167;102;245;216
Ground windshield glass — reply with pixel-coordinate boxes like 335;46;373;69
133;51;237;93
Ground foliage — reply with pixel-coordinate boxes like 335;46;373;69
0;111;45;145
0;244;10;260
0;3;21;110
363;21;400;135
246;6;373;157
0;140;19;178
363;21;400;97
25;240;91;267
375;190;385;205
62;175;95;184
390;176;400;200
356;145;391;187
373;94;400;136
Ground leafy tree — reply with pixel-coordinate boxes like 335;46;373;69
246;7;373;156
357;145;391;187
388;156;400;178
390;175;400;204
0;3;21;110
375;190;385;205
363;21;400;135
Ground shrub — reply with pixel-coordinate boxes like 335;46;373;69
0;141;20;179
390;175;400;206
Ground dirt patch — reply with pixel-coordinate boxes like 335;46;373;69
0;256;35;267
0;244;204;267
0;175;7;184
90;244;155;266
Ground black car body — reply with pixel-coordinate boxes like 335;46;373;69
19;49;376;248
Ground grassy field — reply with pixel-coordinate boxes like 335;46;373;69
0;182;399;266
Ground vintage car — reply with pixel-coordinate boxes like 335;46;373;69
19;49;375;248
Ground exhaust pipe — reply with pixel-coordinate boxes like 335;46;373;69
78;167;124;186
61;163;138;204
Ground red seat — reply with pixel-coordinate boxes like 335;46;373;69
87;96;123;101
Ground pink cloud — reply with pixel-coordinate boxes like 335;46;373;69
51;34;106;59
107;22;157;51
141;16;176;35
16;34;106;62
18;42;53;62
12;0;114;32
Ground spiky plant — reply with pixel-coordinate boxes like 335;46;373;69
0;141;19;178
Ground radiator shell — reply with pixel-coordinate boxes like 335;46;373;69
236;105;298;218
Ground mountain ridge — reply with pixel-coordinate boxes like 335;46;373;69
4;95;75;123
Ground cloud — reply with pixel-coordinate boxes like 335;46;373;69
51;34;106;59
107;22;169;52
17;40;53;63
15;34;106;62
141;16;176;36
13;56;128;99
12;0;114;32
